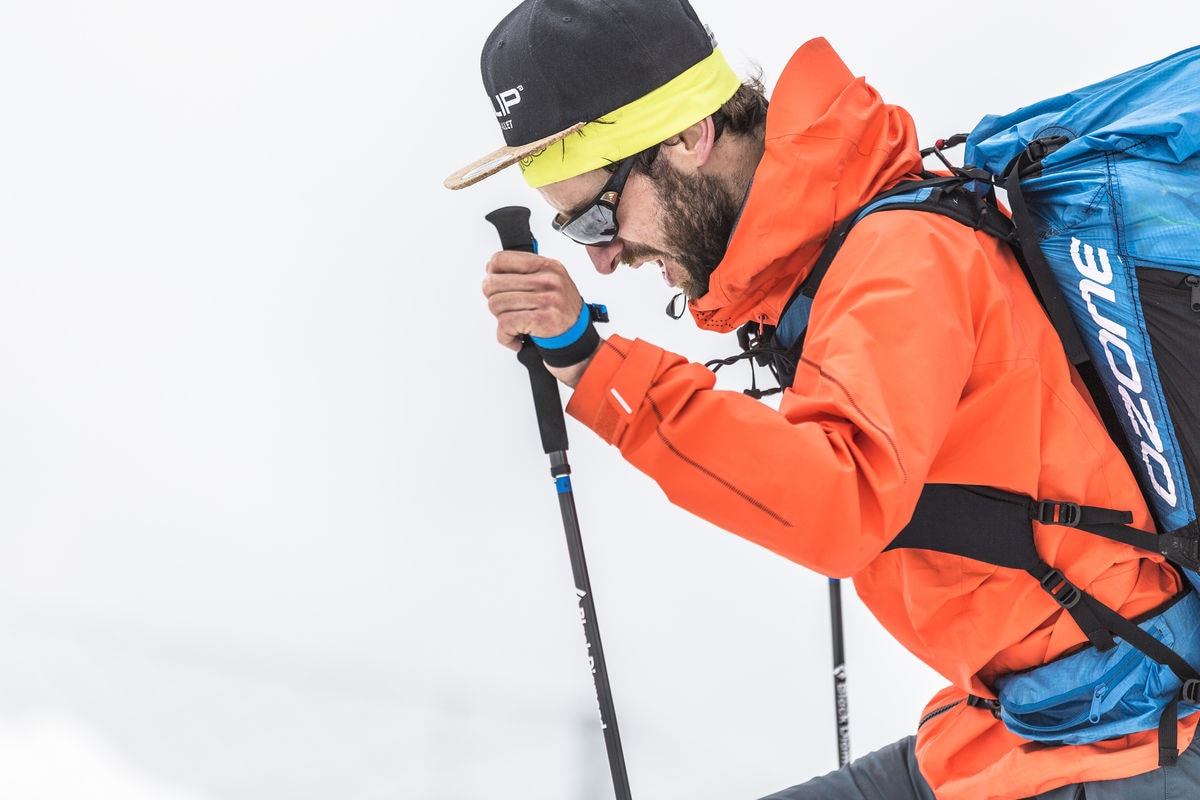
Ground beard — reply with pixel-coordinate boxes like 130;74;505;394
625;158;743;301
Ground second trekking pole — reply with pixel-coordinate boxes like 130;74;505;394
830;577;850;767
485;205;633;800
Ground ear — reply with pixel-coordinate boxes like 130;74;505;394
661;116;717;172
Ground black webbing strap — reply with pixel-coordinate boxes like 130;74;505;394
1082;590;1200;765
1001;140;1092;367
774;175;1019;371
890;483;1200;764
795;175;1001;309
887;485;1119;649
1161;520;1200;573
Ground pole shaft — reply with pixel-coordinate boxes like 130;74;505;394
830;578;850;767
551;451;632;799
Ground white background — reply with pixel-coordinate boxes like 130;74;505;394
0;2;1192;798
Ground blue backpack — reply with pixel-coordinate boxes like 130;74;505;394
716;44;1200;762
965;44;1200;548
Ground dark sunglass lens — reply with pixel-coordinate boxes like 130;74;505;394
553;158;634;245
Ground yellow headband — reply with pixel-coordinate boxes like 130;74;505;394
519;49;742;188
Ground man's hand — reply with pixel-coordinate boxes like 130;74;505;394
482;250;601;387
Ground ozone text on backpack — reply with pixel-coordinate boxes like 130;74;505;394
722;44;1200;766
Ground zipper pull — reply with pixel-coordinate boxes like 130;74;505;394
1089;683;1108;724
1184;275;1200;313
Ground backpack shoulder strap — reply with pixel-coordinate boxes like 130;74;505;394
999;138;1091;365
770;174;1015;366
714;175;1018;396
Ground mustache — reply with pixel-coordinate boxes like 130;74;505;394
620;244;674;267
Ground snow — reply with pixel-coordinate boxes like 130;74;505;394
0;712;211;800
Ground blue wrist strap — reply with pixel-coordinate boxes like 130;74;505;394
531;301;607;368
531;303;591;349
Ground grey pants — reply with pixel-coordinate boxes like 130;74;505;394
756;734;1200;799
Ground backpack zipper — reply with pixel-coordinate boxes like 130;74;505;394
1183;274;1200;312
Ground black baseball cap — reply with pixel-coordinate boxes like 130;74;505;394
444;0;742;190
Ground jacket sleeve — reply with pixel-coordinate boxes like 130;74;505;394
565;213;992;577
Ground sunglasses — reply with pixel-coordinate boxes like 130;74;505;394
551;157;636;246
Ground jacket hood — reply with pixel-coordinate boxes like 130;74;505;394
690;37;924;332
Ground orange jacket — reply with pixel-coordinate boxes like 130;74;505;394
565;37;1196;799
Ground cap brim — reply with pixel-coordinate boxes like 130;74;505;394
443;122;587;190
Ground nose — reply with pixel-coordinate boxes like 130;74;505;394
585;240;624;275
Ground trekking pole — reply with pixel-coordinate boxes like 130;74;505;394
830;578;850;767
485;206;634;800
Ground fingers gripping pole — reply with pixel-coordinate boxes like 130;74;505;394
485;207;634;800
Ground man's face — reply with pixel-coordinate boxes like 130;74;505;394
538;156;741;301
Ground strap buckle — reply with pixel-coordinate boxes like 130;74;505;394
1039;568;1081;609
1182;679;1200;705
1036;500;1081;527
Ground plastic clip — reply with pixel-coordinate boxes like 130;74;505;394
1039;568;1081;609
1037;500;1081;527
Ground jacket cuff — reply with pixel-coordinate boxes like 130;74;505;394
566;334;662;445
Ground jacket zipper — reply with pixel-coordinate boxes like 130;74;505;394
919;699;963;728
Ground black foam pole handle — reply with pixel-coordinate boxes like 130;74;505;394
484;206;569;454
484;205;538;253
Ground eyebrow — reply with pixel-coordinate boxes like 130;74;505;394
561;198;591;220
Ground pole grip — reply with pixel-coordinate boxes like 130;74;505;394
485;206;569;454
484;205;537;253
